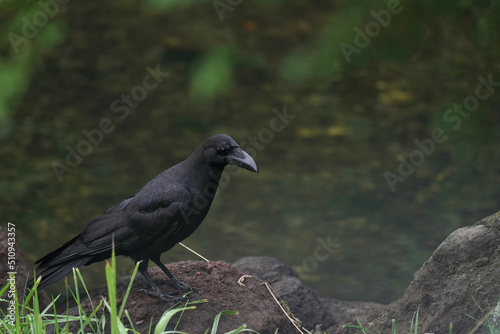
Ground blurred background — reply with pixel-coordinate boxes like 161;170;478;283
1;0;500;304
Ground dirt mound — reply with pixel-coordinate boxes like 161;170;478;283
61;260;297;333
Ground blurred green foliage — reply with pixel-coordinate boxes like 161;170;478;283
190;45;234;102
1;0;500;121
144;0;205;11
0;0;65;136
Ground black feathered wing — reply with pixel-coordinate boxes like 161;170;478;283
32;185;196;290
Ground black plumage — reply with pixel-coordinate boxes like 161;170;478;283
30;134;258;299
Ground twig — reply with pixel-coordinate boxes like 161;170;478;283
178;242;210;262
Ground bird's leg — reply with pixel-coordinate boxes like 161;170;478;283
151;258;201;293
137;260;182;301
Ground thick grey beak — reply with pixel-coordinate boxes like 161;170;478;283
227;148;258;173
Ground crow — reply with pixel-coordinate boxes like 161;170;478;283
30;134;258;300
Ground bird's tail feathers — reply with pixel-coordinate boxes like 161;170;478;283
29;256;92;291
34;234;80;269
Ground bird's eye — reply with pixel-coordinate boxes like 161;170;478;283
216;143;236;155
217;146;230;154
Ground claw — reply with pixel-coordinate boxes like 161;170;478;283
140;288;184;302
175;280;201;293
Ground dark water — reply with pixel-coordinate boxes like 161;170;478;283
1;0;500;304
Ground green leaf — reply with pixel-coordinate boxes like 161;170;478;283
211;310;238;334
118;260;141;318
105;245;118;333
154;306;197;334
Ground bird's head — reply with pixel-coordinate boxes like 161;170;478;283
201;134;258;173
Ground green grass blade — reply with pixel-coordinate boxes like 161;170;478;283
66;272;100;334
118;260;141;318
105;246;118;334
211;310;238;334
343;317;374;334
40;294;61;315
13;278;20;334
472;295;484;312
71;267;86;332
173;301;189;332
74;265;97;314
185;298;207;305
0;279;16;333
124;309;139;334
103;298;129;334
20;276;39;316
0;280;9;298
223;324;247;333
412;307;419;334
391;318;398;334
154;306;197;334
64;277;70;333
78;299;103;331
32;285;43;333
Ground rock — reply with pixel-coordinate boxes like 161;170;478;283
339;211;500;334
320;296;384;333
59;260;297;333
0;226;50;314
234;256;299;284
234;256;383;332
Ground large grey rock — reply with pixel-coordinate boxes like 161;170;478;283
339;211;500;334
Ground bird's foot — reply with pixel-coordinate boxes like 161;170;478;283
173;279;202;293
154;277;201;293
140;288;184;302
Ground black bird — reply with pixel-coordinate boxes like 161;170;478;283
30;134;258;299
